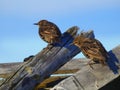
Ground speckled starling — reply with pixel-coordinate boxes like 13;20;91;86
73;33;109;66
34;20;62;44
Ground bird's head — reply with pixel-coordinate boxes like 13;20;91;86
72;32;86;47
34;20;48;27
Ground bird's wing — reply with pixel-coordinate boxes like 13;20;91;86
48;22;62;36
82;38;105;57
51;26;61;36
42;26;61;37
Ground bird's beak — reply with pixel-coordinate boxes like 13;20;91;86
34;23;38;25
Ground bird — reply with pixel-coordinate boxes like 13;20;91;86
34;20;62;44
72;33;109;67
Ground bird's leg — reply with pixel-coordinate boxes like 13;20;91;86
87;60;96;69
47;43;53;49
99;60;107;66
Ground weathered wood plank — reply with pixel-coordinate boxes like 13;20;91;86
0;27;94;90
0;59;88;78
0;60;88;89
51;45;120;90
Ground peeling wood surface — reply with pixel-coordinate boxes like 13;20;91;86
51;45;120;90
0;27;94;90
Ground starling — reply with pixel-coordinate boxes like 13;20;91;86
34;20;62;44
73;33;109;66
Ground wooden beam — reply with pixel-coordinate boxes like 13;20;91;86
0;59;88;78
0;59;87;89
0;27;94;90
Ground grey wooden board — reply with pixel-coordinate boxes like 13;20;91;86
0;59;89;77
51;45;120;90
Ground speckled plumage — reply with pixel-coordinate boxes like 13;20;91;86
34;20;62;44
73;33;109;65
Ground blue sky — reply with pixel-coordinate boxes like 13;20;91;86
0;0;120;63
